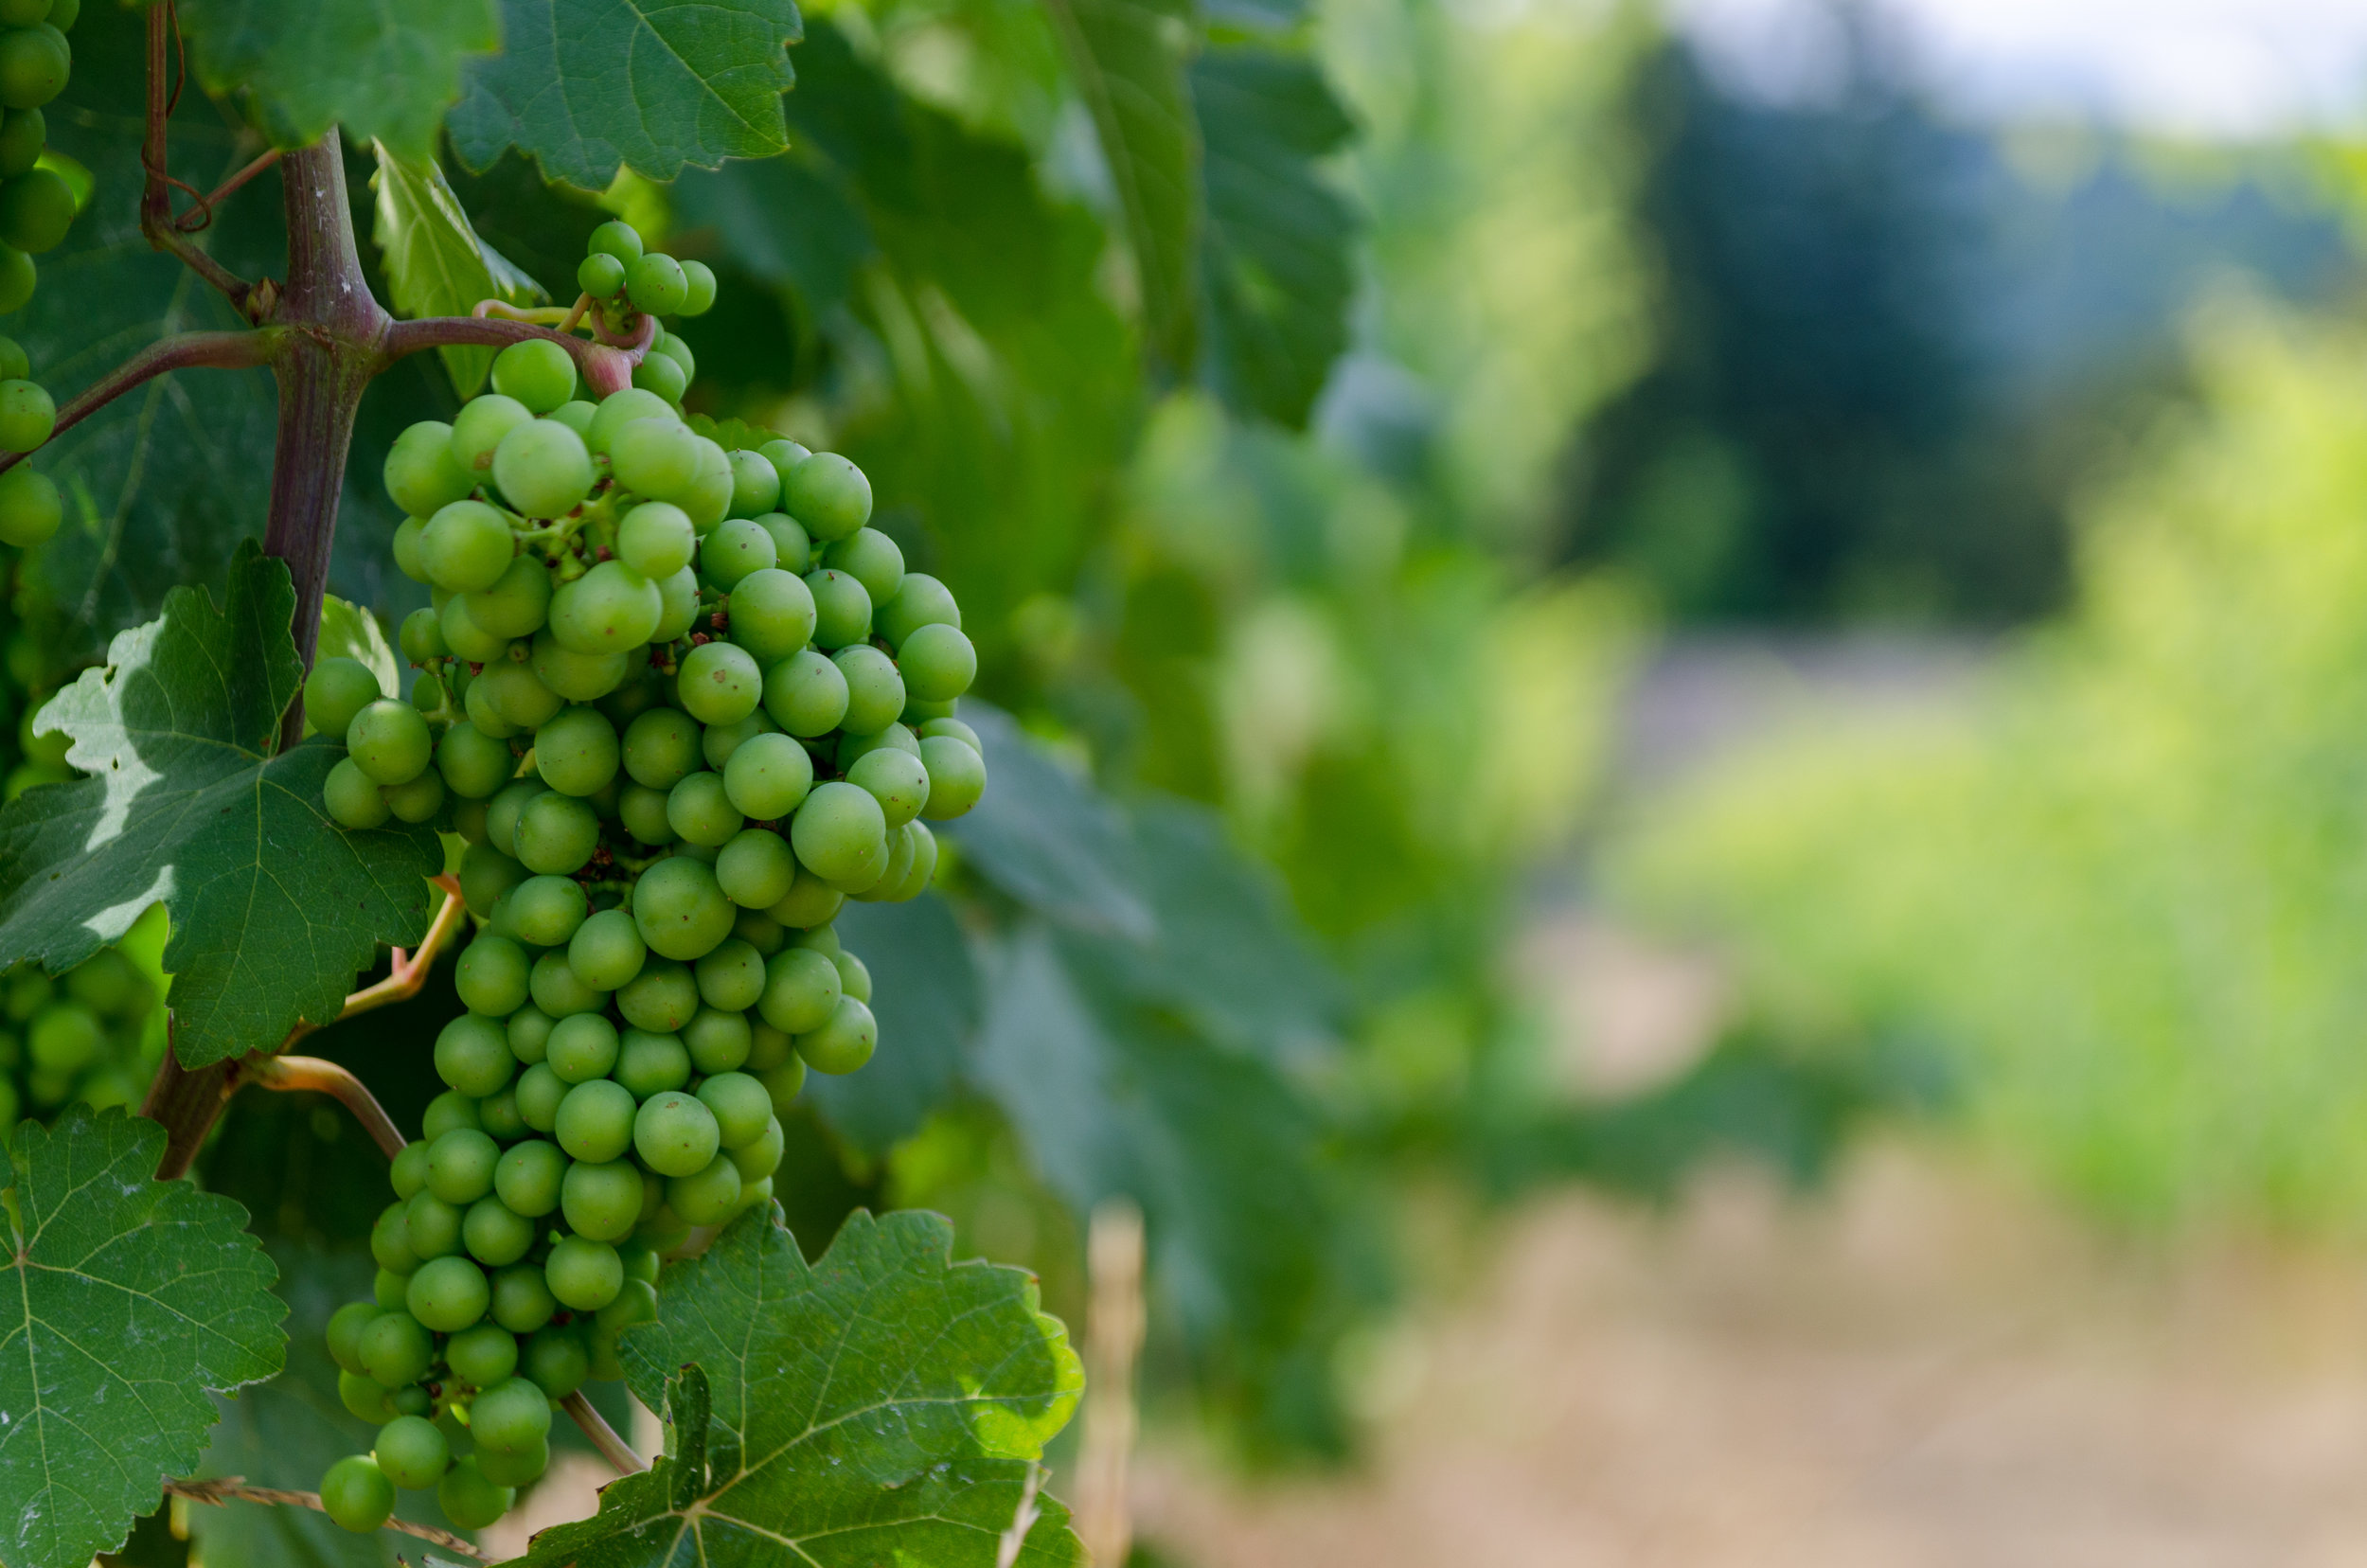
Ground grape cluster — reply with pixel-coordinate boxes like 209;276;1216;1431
0;940;156;1124
312;220;988;1535
0;0;78;551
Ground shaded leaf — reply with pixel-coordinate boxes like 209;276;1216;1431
371;144;547;399
945;704;1152;940
670;152;874;318
0;1107;286;1568
450;0;805;190
173;0;500;157
0;544;441;1067
512;1207;1081;1566
804;895;978;1154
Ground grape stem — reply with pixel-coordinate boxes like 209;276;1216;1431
243;1056;406;1160
160;1477;491;1560
563;1391;650;1474
304;875;469;1033
0;331;284;480
139;2;270;319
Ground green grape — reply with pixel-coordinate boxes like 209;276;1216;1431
530;947;609;1017
549;399;596;436
407;1254;491;1332
839;721;919;766
454;936;529;1018
735;908;787;954
339;1369;397;1422
461;670;519;742
757;946;841;1034
627;251;689;314
681;258;718;315
440;1323;516;1393
321;1454;396;1533
753;510;812;575
547;1011;620;1083
409;668;447;716
303;656;380;741
478;1434;550;1489
561;1157;644;1240
0;110;41;178
435;1014;513;1098
493;417;594;518
666;771;742;847
784;453;872;542
596;1276;659;1335
836;950;874;1004
681;437;736;530
474;1375;556;1456
804;569;872;650
717;827;798;909
426;1127;500;1204
919;734;987;820
579;250;627;296
619;500;696;579
385;420;475;518
676;640;761;725
619;958;700;1032
546;1234;624;1311
615;1028;691;1097
623;705;702;788
700;710;774;770
490;339;578;414
723;569;814;666
369;1201;419;1274
534;704;620;797
436;722;514;800
634;852;737;960
731;1114;787;1181
494;1137;566;1218
464;1195;536;1266
437;1455;514;1530
799;996;879;1075
832;645;905;735
821;526;903;607
0;25;68;109
695;1071;773;1149
0;463;55;546
422;1089;485;1142
0;377;47;454
569;906;647;991
454;841;527;917
359;1310;435;1387
0;168;67;255
373;1269;414;1311
25;1005;91;1075
421;500;514;593
486;778;550;857
375;1414;451;1489
846;745;930;829
400;605;450;666
524;1325;589;1399
790;780;886;884
549;560;662;655
632;350;686;403
514;789;599;873
464;555;554;639
899;622;976;703
767;866;846;930
609;412;699;499
0;243;34;314
507;874;587;946
901;695;957;725
530;629;630;704
718;452;776;523
685;1006;753;1074
556;1077;636;1163
492;1263;558;1334
652;564;702;642
346;700;432;785
919;716;982;751
667;1152;743;1225
327;1300;384;1375
439;592;513;664
588;219;643;263
762;649;848;737
852;823;917;903
701;515;775;591
757;437;810;490
507;1005;556;1064
515;1061;567;1132
479;1085;527;1142
452;393;533;473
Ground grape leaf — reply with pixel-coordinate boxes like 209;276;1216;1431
0;543;442;1067
369;143;548;398
1193;47;1358;428
449;0;806;190
510;1207;1082;1566
0;1106;287;1568
944;704;1153;940
804;895;979;1154
173;0;500;158
315;595;401;704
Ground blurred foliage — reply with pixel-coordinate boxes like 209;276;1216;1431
1608;297;2367;1233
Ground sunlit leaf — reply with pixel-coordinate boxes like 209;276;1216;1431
370;143;548;397
173;0;499;157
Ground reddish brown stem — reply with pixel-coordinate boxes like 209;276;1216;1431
139;3;262;316
245;1056;405;1159
136;1036;236;1181
384;313;632;375
162;1477;489;1559
175;147;282;233
0;330;282;479
563;1392;650;1474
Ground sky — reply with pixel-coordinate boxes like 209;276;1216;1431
1674;0;2367;134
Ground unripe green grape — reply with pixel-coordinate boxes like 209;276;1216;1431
0;242;34;313
841;724;919;770
632;349;686;403
622;705;702;789
608;415;698;500
757;945;841;1034
409;667;446;715
726;449;781;519
494;1137;566;1218
685;1006;753;1074
359;1310;435;1387
369;1201;419;1274
374;1414;451;1491
546;1234;624;1311
479;1085;527;1142
0;109;40;178
633;853;737;960
799;995;879;1075
700;515;775;591
323;758;389;829
0;375;48;450
549;399;596;436
790;780;886;884
473;1376;555;1456
569;906;647;992
0;167;66;255
846;746;929;829
437;1323;515;1395
321;1454;396;1533
561;1157;644;1240
690;937;761;1011
700;710;774;771
490;339;578;414
339;1369;397;1422
697;1071;774;1149
667;1151;742;1225
556;1077;636;1164
804;569;872;650
436;722;514;800
438;592;512;664
548;560;663;656
754;510;812;575
852;823;917;903
530;946;609;1017
463;554;553;639
757;437;810;490
765;866;845;931
736;1175;776;1216
464;1194;536;1266
735;908;786;954
627;251;688;314
636;1203;694;1255
524;1325;588;1399
821;526;903;607
507;874;587;946
587;391;678;461
486;778;549;857
680;258;717;315
833;645;905;736
836;950;874;1003
408;1254;491;1333
530;629;629;704
435;1014;513;1098
653;565;702;642
451;393;533;473
0;462;54;545
507;1004;556;1064
515;1061;567;1131
0;330;27;377
675;639;760;726
327;1300;384;1375
475;664;558;739
0;25;68;110
596;1276;659;1335
493;418;593;518
436;1455;514;1530
534;704;620;797
400;605;449;667
762;649;848;738
373;1269;413;1311
422;1089;485;1142
493;1264;558;1334
731;1114;787;1181
345;700;431;784
618;500;696;579
717;826;798;909
479;1434;550;1489
588;218;643;263
618;958;700;1032
615;1028;690;1097
426;1127;500;1204
514;789;599;873
421;500;514;593
681;438;735;531
918;734;987;820
724;568;814;665
666;771;741;848
620;781;675;846
901;695;957;726
785;452;872;542
385;420;474;518
918;716;981;751
796;921;842;958
303;657;380;741
384;769;445;824
899;622;977;704
547;1010;620;1083
579;250;627;297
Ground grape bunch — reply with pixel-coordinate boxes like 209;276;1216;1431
311;219;988;1535
0;331;65;550
0;0;80;551
0;936;158;1126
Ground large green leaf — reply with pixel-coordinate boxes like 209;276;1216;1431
0;1107;286;1568
511;1207;1081;1566
173;0;500;158
1192;47;1357;428
370;144;547;398
805;896;978;1154
0;544;441;1067
449;0;805;190
946;704;1153;940
1041;0;1199;374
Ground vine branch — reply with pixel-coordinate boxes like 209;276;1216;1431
139;0;267;318
162;1477;490;1560
0;330;282;478
245;1056;406;1159
562;1392;650;1474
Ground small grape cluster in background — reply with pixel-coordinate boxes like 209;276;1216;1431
307;218;988;1534
0;0;82;551
0;906;164;1131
